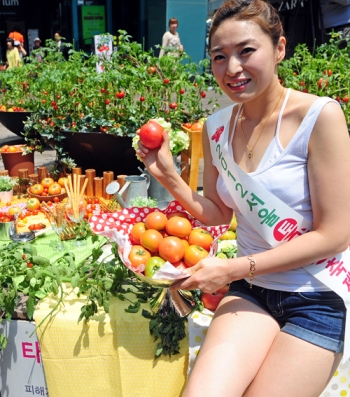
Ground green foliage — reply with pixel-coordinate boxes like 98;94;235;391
278;34;350;130
0;176;18;192
0;31;221;169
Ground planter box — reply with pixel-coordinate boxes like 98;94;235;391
62;132;141;177
0;112;32;137
1;145;34;177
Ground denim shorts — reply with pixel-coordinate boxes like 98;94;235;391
227;279;346;353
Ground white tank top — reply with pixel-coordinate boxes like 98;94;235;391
215;90;337;292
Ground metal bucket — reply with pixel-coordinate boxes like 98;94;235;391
0;221;16;241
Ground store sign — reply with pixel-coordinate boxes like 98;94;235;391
81;5;106;44
2;0;19;5
276;0;308;11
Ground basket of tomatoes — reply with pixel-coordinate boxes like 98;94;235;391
27;177;67;203
88;201;229;286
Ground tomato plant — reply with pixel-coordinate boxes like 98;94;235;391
184;245;209;267
139;120;164;149
140;229;163;253
165;216;192;238
145;212;167;231
159;236;185;263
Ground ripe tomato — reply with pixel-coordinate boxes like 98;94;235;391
183;122;192;129
169;102;178;110
41;177;55;188
179;89;185;95
30;183;44;195
48;183;61;195
128;245;151;267
139;120;164;149
190;122;203;131
180;238;189;251
140;229;163;253
184;245;209;267
159;236;185;263
27;198;41;211
200;91;206;98
130;222;147;244
165;216;192;238
8;146;17;152
317;78;328;89
201;292;225;311
145;212;168;231
144;256;166;278
343;95;349;103
172;259;188;271
53;196;60;203
163;78;170;84
116;91;125;99
57;177;68;188
220;230;236;240
8;206;21;216
188;228;214;251
215;285;230;294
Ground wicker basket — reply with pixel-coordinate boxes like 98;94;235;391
27;188;68;202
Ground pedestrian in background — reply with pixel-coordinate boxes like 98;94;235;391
8;26;24;45
5;38;21;69
54;31;69;60
159;17;183;58
14;40;27;61
33;37;42;51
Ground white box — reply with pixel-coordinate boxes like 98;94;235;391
0;319;48;397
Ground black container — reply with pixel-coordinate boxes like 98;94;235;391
62;132;142;177
0;112;32;137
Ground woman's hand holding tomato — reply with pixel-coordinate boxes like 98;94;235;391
136;129;178;183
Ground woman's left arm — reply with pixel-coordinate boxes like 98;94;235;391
174;101;350;292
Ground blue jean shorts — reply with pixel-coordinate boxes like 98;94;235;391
227;279;346;353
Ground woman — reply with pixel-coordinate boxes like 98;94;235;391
137;0;350;395
5;38;21;69
159;17;184;58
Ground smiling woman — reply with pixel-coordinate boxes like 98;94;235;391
135;0;350;396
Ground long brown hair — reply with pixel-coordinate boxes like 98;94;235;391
208;0;283;51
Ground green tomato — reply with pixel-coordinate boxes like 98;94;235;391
144;256;166;278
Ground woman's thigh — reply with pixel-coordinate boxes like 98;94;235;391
183;296;280;397
244;331;342;397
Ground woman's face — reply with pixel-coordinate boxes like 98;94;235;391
7;41;13;49
169;22;178;34
210;19;285;103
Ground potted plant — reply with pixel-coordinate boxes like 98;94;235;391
0;175;18;203
278;33;350;132
1;31;221;177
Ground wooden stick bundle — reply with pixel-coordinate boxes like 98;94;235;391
63;174;88;220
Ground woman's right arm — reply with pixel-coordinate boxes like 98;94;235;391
136;125;233;226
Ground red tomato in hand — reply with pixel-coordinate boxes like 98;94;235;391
139;120;164;149
184;245;209;267
140;229;163;253
159;236;185;263
188;228;214;251
165;216;192;238
201;292;225;311
128;245;151;267
130;222;147;244
145;212;168;231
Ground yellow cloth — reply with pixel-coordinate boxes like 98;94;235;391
34;285;188;397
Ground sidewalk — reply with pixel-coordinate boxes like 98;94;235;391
0;89;232;189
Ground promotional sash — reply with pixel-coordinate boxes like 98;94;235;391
207;106;350;361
